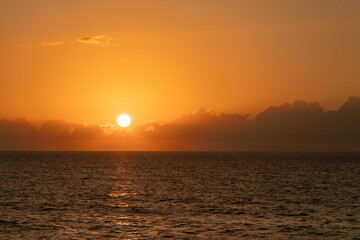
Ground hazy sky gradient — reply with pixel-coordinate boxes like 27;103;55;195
1;0;360;126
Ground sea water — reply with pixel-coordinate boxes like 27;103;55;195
0;152;359;239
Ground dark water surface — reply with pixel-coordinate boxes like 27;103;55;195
0;152;359;239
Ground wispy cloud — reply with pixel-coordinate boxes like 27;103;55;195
41;41;64;46
77;35;113;46
17;35;116;48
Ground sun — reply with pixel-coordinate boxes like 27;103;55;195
117;114;131;127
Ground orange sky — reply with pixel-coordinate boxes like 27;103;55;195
1;0;360;126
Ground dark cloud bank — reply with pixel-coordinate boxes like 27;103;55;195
1;97;360;151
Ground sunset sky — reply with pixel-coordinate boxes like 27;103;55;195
1;0;360;150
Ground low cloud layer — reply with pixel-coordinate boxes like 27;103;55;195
1;97;360;151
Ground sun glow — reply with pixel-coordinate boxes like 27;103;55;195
117;114;131;127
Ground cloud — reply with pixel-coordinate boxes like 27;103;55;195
77;35;113;46
0;119;104;150
18;35;115;48
1;97;360;151
41;41;64;46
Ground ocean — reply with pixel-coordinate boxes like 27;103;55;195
0;152;359;239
